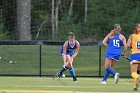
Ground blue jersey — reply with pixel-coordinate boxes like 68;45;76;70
106;33;122;60
60;40;77;56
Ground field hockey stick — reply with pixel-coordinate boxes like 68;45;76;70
121;55;130;61
0;57;16;64
121;55;140;75
53;72;59;79
53;62;69;79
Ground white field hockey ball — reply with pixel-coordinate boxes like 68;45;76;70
10;61;13;63
62;74;65;77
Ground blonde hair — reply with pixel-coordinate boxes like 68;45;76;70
134;23;140;34
68;32;75;39
110;24;121;36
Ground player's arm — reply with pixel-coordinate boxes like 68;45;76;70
120;34;127;56
63;41;68;65
72;41;80;59
102;33;110;46
127;35;132;48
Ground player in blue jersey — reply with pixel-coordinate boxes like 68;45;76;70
101;24;127;84
54;32;80;81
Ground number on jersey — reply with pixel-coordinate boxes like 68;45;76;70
137;41;140;50
113;40;120;47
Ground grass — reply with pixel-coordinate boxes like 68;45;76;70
0;77;139;93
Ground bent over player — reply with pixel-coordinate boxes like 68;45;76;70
54;32;80;81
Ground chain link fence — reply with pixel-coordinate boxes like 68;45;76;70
0;41;131;77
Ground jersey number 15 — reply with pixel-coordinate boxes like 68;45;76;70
113;40;120;47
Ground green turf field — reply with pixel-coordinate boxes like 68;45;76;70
0;77;139;93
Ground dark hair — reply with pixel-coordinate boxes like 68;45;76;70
134;23;140;34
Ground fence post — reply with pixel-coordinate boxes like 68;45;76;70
39;44;42;77
99;45;102;78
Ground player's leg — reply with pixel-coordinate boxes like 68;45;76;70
102;70;109;84
68;66;77;81
137;64;140;74
66;55;77;81
108;59;117;76
131;63;139;91
54;51;68;78
102;58;111;83
55;56;70;78
111;55;121;84
56;65;68;78
111;60;120;84
137;64;140;85
102;58;120;84
102;58;114;84
137;70;140;74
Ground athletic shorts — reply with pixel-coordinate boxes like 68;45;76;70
106;53;121;61
61;52;74;56
130;53;140;64
60;47;74;56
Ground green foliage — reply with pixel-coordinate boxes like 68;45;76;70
56;0;140;41
0;23;11;40
2;0;17;40
87;0;140;40
31;0;51;20
2;0;140;40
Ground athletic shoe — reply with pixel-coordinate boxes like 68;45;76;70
134;88;138;91
101;81;106;84
73;76;78;81
114;73;120;84
53;72;62;79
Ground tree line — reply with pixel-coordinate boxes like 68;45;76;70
1;0;140;41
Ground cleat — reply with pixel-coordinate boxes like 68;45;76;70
53;72;62;79
114;73;120;84
101;81;107;84
73;76;78;81
134;88;138;91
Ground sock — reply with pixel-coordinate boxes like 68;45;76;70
68;67;75;78
102;70;110;81
131;72;139;88
106;66;116;76
59;66;68;74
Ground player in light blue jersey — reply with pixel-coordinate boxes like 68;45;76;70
54;32;80;81
101;24;127;84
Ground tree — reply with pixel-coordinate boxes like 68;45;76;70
17;0;31;40
55;0;61;40
84;0;87;23
51;0;55;40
